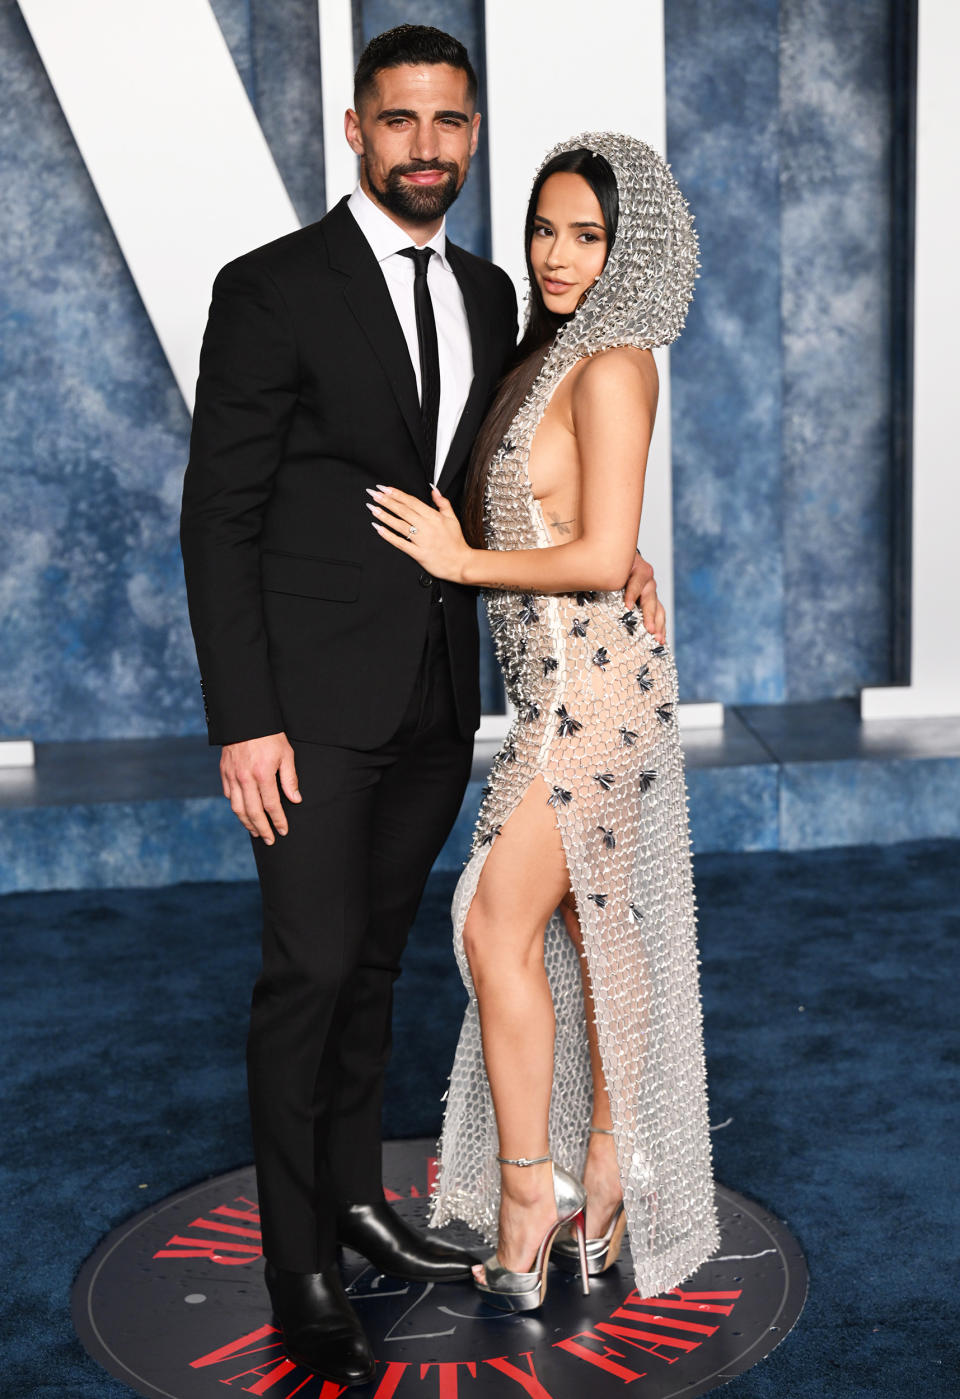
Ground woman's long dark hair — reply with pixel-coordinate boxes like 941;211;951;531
461;149;619;548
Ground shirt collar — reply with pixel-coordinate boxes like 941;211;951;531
348;184;449;268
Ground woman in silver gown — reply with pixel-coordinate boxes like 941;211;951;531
370;132;718;1309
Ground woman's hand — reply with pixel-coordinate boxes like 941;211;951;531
624;552;667;644
367;485;474;583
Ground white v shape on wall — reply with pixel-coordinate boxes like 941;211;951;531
17;0;301;410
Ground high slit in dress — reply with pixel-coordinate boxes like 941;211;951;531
428;359;720;1298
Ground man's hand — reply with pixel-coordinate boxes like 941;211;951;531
624;552;667;644
220;732;301;844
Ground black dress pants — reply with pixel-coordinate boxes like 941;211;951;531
248;605;473;1271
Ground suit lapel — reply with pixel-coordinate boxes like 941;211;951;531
322;199;430;475
437;242;497;497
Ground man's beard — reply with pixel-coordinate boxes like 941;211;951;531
366;160;463;223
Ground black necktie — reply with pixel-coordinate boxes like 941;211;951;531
398;246;440;473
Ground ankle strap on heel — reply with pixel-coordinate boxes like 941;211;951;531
496;1154;551;1167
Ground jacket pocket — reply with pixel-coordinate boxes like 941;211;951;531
261;550;361;602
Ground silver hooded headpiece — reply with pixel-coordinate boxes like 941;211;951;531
527;131;699;387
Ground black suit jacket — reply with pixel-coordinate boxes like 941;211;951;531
180;197;518;748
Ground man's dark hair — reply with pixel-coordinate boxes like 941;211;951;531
353;24;478;110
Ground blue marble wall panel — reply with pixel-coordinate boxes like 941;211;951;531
779;0;895;698
780;757;960;850
686;766;780;854
207;0;254;96
0;799;255;894
210;0;326;225
355;0;490;257
665;0;786;705
0;0;200;742
250;0;326;225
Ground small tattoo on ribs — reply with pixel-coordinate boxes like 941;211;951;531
549;514;576;535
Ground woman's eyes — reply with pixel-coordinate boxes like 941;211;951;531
533;226;602;244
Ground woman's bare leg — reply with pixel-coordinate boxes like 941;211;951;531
462;782;572;1276
560;901;624;1238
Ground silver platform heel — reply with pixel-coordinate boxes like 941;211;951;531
473;1154;590;1312
553;1128;628;1277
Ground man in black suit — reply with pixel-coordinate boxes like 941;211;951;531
181;24;663;1386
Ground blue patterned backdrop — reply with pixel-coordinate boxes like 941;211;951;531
666;0;786;703
0;0;197;741
667;0;897;703
0;0;899;740
209;0;326;227
778;0;895;700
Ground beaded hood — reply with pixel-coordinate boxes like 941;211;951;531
529;131;699;379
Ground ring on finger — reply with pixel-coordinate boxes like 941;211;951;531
408;524;418;538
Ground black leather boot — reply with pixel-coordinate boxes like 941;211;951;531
337;1200;479;1281
264;1261;375;1386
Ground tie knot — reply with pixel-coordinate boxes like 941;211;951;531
399;246;434;277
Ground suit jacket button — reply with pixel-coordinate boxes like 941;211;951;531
418;572;434;588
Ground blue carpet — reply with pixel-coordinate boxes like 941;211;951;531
1;839;958;1395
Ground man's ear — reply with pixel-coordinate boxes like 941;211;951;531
344;108;364;157
469;111;481;159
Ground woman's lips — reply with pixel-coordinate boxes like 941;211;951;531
543;278;573;294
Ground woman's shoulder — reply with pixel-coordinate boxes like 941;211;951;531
580;343;656;379
571;345;658;408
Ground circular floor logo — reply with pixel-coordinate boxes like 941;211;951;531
73;1139;806;1398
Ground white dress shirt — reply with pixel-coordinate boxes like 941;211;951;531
347;185;473;483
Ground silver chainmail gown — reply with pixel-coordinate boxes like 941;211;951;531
429;133;720;1297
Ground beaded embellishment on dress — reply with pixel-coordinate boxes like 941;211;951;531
428;134;719;1297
